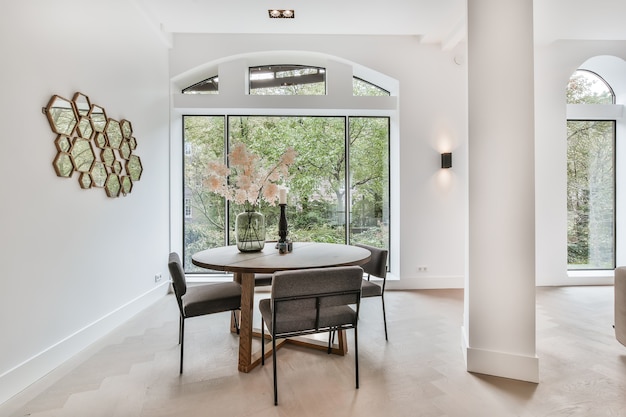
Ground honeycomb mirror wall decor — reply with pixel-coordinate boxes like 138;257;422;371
43;92;143;198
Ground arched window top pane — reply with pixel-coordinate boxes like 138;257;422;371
566;70;614;104
182;75;219;94
249;65;325;95
353;77;390;96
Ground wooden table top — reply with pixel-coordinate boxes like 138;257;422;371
191;242;371;274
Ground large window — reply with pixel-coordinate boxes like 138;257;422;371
183;115;389;272
567;70;616;270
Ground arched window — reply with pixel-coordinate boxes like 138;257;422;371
353;77;390;96
180;61;393;273
567;70;614;104
182;75;219;94
566;69;616;270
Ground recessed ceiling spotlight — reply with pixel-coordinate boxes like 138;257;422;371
268;9;295;18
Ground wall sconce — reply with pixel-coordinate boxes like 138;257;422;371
441;152;452;169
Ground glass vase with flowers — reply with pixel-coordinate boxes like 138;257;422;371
206;143;296;252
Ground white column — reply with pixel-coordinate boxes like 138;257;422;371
463;0;538;382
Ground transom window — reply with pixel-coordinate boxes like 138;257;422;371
249;65;326;95
182;75;219;95
353;77;390;96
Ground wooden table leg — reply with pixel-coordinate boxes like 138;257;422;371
238;271;255;372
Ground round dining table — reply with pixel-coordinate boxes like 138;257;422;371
192;242;371;373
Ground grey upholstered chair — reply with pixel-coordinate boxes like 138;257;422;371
259;266;363;405
354;243;389;340
168;252;242;374
615;266;626;347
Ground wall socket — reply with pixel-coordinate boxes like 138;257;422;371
154;273;162;283
417;265;428;272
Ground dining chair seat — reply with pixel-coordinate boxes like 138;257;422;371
168;252;242;374
361;280;383;298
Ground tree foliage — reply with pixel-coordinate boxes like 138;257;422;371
566;71;615;269
183;115;389;272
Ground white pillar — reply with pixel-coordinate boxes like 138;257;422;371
463;0;539;382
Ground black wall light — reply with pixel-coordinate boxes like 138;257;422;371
441;152;452;169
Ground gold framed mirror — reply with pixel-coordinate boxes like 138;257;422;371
104;173;121;198
45;95;77;136
53;152;74;178
45;92;142;198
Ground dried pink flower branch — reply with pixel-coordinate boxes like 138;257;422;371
206;143;296;207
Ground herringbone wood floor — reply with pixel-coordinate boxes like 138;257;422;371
1;286;625;416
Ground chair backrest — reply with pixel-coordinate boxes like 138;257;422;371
270;266;363;336
354;243;388;279
168;252;187;314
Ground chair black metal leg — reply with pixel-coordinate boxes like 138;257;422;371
327;328;333;354
178;315;183;345
261;319;265;366
179;318;185;374
354;327;359;389
233;310;240;335
272;336;278;405
381;295;388;341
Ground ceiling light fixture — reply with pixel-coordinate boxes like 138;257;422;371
268;9;295;18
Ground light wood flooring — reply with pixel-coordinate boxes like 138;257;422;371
1;286;625;416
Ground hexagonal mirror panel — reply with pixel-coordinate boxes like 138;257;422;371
79;172;92;189
45;92;142;198
101;147;115;167
70;138;95;173
89;105;107;133
106;119;123;149
77;117;93;139
55;135;72;153
121;119;133;139
121;176;133;196
45;95;77;136
118;140;131;160
126;155;143;181
112;160;122;175
91;161;108;187
94;132;107;149
104;173;121;198
53;152;74;178
72;92;91;117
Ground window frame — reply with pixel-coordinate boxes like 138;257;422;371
181;114;391;273
566;69;618;271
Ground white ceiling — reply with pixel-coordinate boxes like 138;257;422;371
135;0;626;49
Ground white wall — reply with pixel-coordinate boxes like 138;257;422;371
168;34;469;289
534;41;626;286
0;0;171;403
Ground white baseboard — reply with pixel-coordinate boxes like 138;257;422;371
385;274;465;290
0;282;170;405
460;326;539;383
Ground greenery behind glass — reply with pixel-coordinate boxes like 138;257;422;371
183;115;389;272
566;70;615;269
